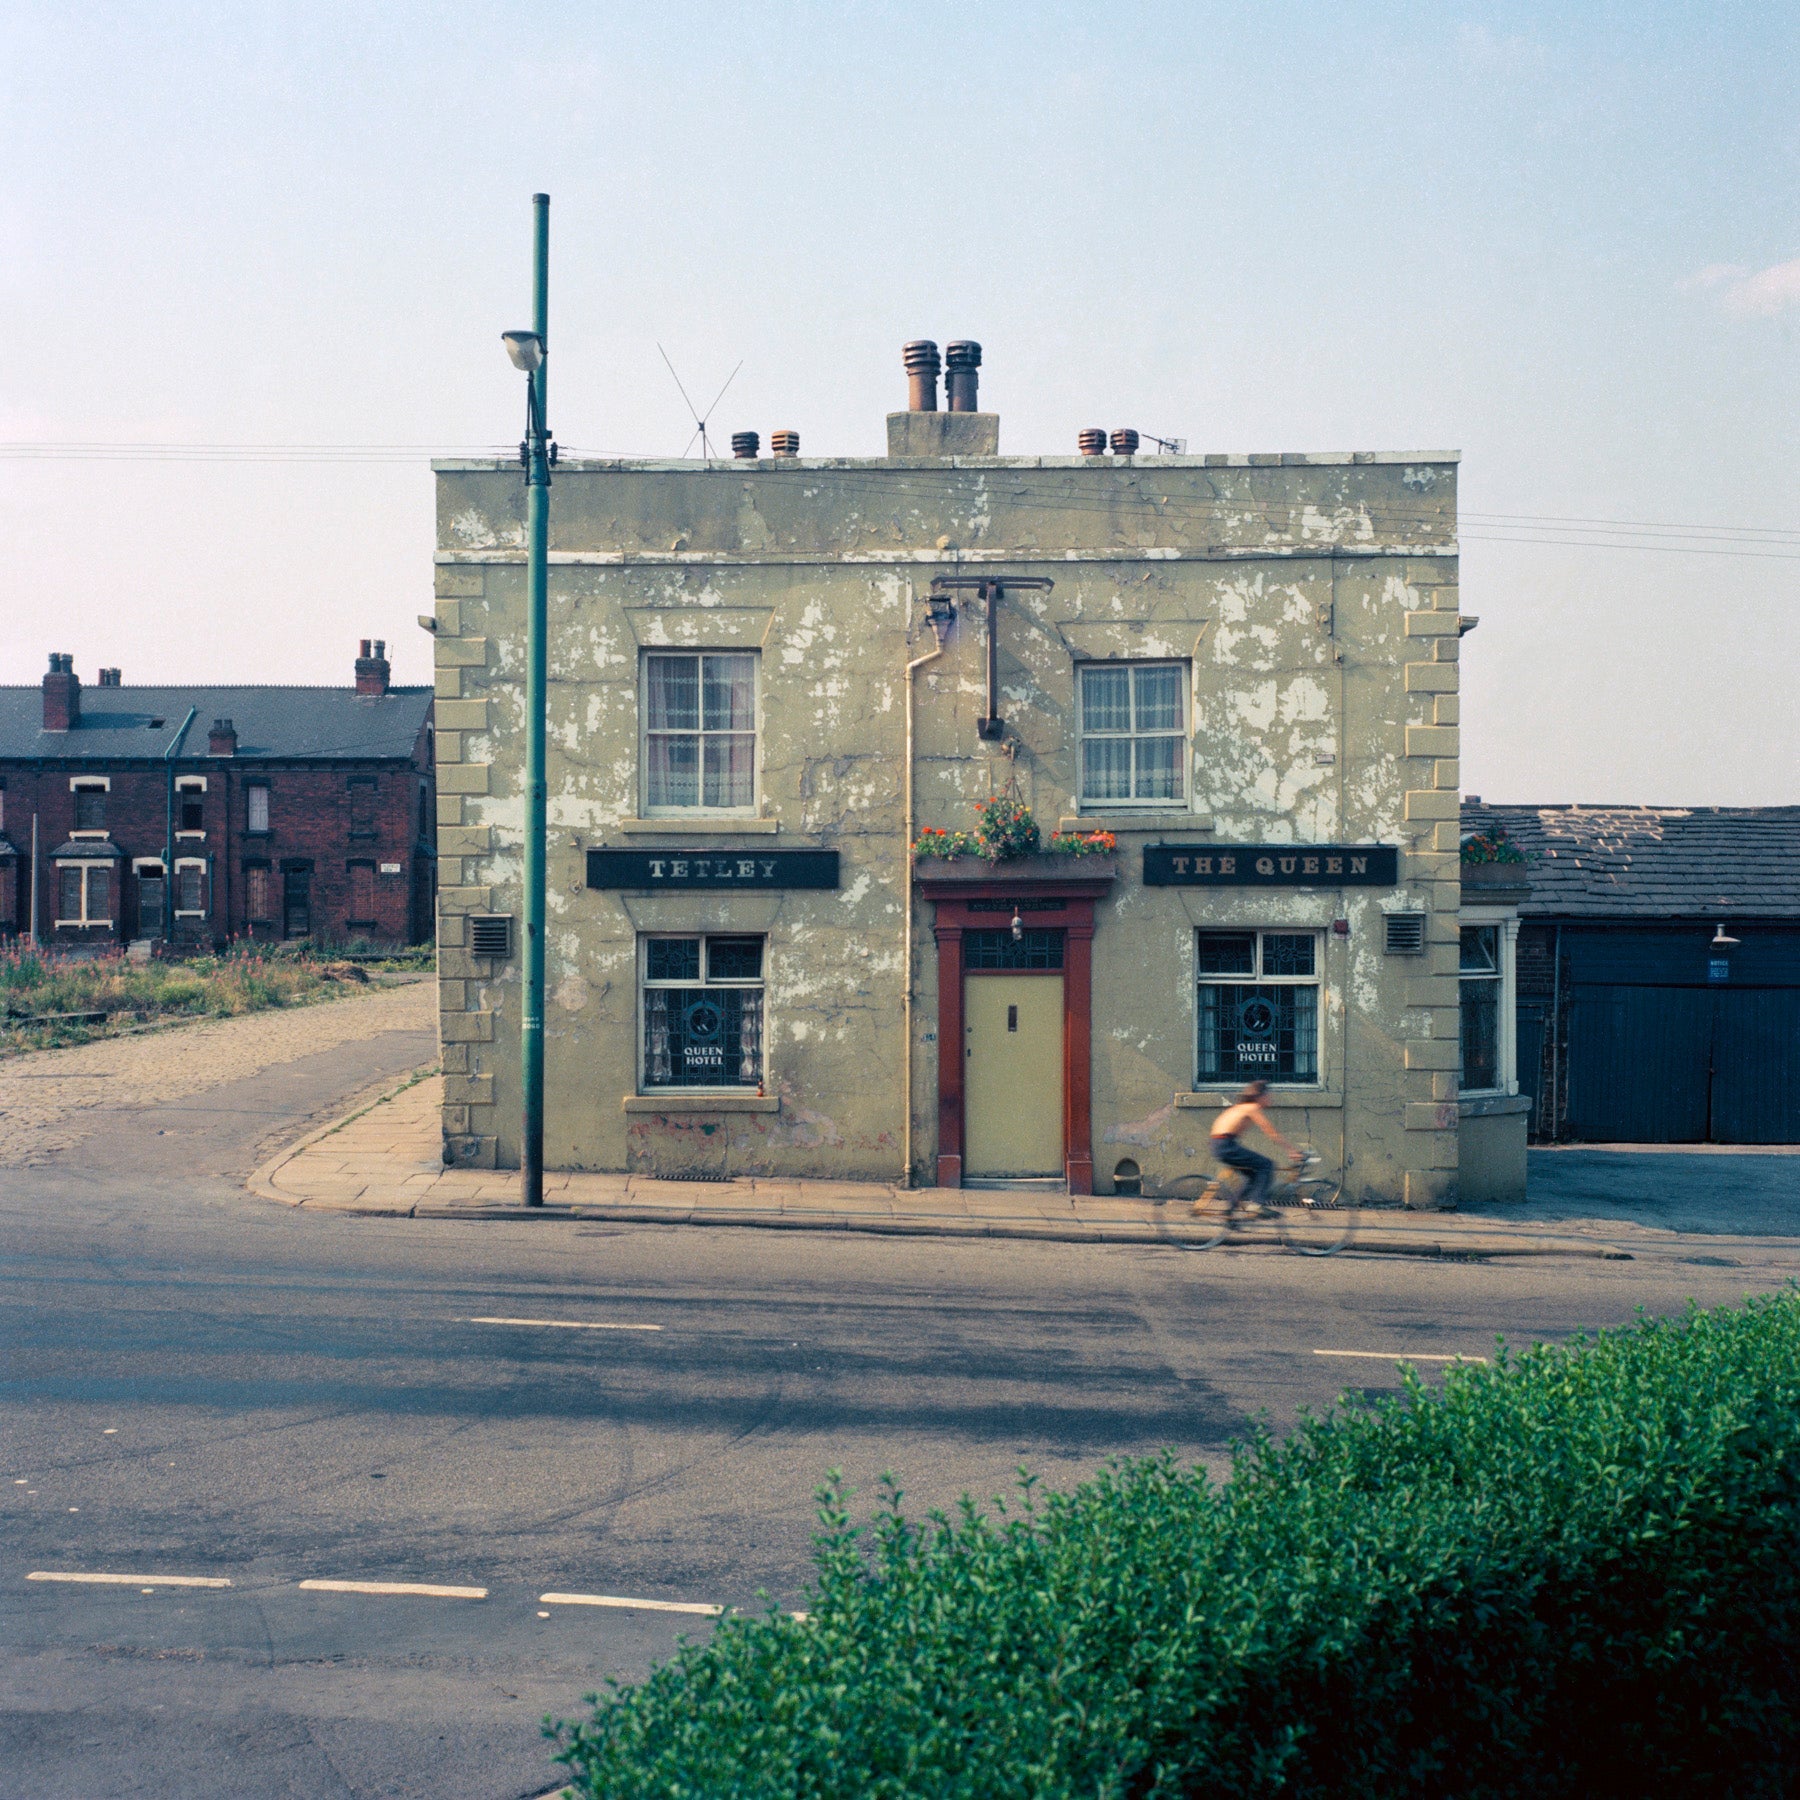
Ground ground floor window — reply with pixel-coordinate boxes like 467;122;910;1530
56;862;112;926
245;865;272;921
642;934;764;1089
1196;929;1320;1084
1460;924;1501;1092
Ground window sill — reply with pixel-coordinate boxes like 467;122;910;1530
1458;1092;1530;1119
67;832;110;841
619;817;779;835
624;1093;779;1113
175;832;205;841
1177;1090;1343;1110
173;911;208;919
1058;814;1213;834
54;920;112;929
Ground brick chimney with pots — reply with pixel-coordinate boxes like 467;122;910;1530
208;718;238;757
354;638;391;697
42;653;79;731
887;338;998;458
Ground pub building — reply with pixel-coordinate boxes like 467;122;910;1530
430;342;1514;1206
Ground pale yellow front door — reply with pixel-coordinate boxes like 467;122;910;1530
964;974;1064;1177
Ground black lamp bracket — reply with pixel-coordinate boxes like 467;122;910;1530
928;574;1054;743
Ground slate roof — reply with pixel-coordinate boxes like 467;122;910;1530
0;686;432;763
1462;802;1800;920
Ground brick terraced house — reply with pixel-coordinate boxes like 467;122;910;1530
0;643;435;951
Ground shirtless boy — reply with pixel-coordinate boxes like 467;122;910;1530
1204;1079;1300;1215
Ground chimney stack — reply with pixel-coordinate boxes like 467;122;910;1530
944;341;981;412
97;667;122;687
770;429;800;457
355;638;391;697
888;339;999;457
1077;429;1108;456
730;431;760;459
902;340;941;412
42;652;79;731
208;718;238;757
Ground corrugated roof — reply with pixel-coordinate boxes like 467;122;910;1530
1462;802;1800;920
0;686;432;762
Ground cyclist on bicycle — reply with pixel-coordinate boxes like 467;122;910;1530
1205;1080;1300;1217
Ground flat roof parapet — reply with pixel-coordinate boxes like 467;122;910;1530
432;450;1462;473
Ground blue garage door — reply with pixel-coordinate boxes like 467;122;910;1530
1566;986;1711;1142
1566;984;1800;1144
1711;988;1800;1144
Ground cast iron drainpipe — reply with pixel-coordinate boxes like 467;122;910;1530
163;707;197;942
926;575;1054;741
901;613;948;1188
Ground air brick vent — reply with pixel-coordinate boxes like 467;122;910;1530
469;915;513;959
1384;913;1427;955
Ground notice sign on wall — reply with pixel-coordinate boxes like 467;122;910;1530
586;848;840;890
1144;844;1399;887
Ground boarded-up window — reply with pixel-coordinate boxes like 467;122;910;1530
74;787;106;831
349;863;376;921
246;867;271;920
57;864;111;924
177;865;205;913
247;786;270;833
349;779;376;834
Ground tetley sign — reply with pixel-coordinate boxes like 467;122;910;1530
586;848;840;890
1143;844;1398;887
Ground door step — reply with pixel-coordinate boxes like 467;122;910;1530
962;1177;1069;1194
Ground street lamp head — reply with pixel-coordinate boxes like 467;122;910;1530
502;330;545;374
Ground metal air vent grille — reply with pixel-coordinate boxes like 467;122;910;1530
469;915;513;959
1384;913;1427;955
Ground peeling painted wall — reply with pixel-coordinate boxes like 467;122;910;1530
432;450;1463;1205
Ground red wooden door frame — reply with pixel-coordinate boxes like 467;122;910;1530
917;872;1113;1193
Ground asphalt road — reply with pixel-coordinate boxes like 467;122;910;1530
2;1018;1793;1800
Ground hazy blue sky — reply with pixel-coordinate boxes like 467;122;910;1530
4;2;1796;802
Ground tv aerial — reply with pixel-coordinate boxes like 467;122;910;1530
658;344;744;460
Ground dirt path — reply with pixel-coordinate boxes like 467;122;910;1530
0;978;436;1167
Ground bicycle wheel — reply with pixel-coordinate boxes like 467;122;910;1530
1156;1174;1235;1251
1274;1178;1357;1255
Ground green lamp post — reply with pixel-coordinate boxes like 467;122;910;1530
502;193;551;1205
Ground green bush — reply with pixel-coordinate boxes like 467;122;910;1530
552;1295;1800;1798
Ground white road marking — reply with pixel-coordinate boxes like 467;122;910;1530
1313;1349;1489;1364
299;1579;488;1599
468;1317;663;1333
539;1591;722;1617
28;1571;232;1589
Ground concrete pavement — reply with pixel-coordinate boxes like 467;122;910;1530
252;1073;1800;1268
